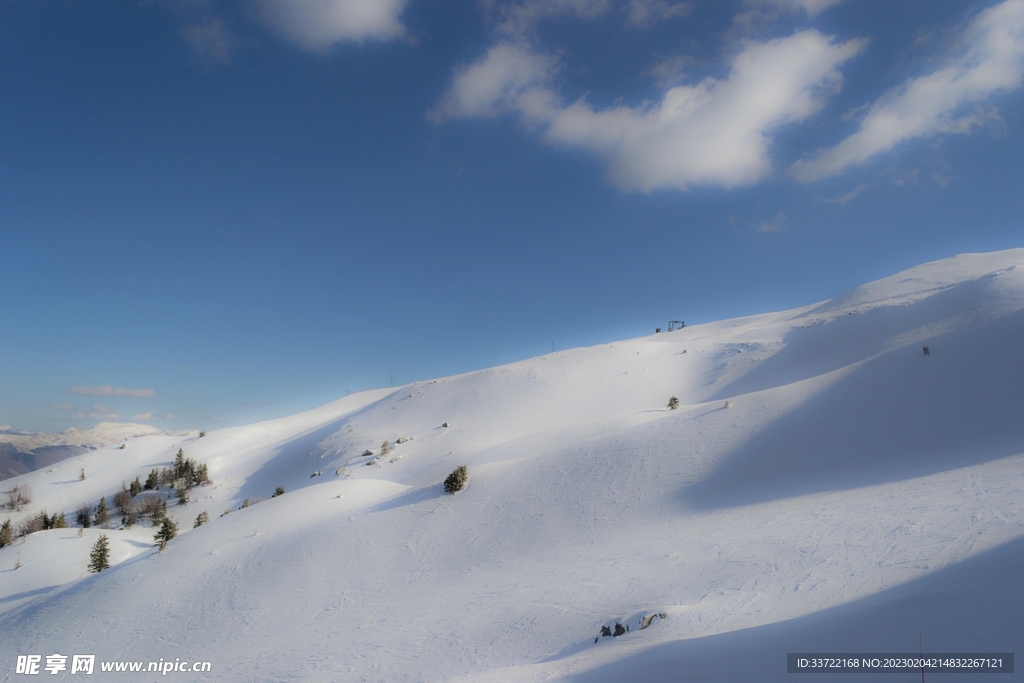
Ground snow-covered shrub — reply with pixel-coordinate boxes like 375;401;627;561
444;465;468;494
194;511;210;528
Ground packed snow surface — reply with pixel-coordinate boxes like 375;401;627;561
2;249;1024;682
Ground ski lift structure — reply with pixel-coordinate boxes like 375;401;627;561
668;320;685;332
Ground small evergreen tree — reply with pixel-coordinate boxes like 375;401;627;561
88;534;110;573
94;497;109;527
667;396;680;410
150;499;167;526
154;517;178;551
144;469;159;490
271;485;285;498
0;519;13;548
51;512;67;529
194;511;209;528
196;463;210;485
175;483;189;506
129;477;142;497
173;449;187;480
199;431;206;438
443;465;468;494
79;468;86;481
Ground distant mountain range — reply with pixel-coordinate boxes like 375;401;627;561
0;423;168;480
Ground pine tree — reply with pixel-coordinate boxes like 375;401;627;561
144;469;159;490
196;463;210;485
79;468;86;481
193;511;209;528
88;534;110;573
94;497;109;527
173;449;187;480
154;517;178;551
272;485;285;498
667;396;680;410
51;512;67;529
175;483;189;506
129;477;142;497
150;499;167;526
0;519;13;548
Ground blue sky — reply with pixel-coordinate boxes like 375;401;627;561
2;0;1023;433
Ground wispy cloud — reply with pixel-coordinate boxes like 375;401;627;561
49;403;75;411
183;18;234;63
756;211;786;232
792;0;1024;181
434;31;864;191
625;0;691;28
67;385;157;398
492;0;613;35
130;411;175;422
71;405;120;420
251;0;406;51
743;0;845;18
820;183;869;205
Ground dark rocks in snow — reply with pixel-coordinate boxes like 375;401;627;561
310;470;322;478
441;422;449;428
396;436;408;444
613;623;625;637
361;449;373;457
923;346;931;355
600;626;611;638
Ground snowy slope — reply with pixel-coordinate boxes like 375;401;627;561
1;249;1023;682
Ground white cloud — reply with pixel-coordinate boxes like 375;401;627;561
442;31;863;191
429;44;556;121
251;0;406;51
183;18;234;63
792;0;1024;181
131;412;155;422
67;386;157;398
626;0;692;28
524;31;860;189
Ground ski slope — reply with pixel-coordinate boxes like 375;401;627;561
2;249;1023;682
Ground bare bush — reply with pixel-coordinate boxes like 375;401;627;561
6;484;32;511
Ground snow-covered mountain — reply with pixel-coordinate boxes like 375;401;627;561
2;249;1023;682
0;423;171;480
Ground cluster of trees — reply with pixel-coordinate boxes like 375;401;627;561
142;449;211;505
